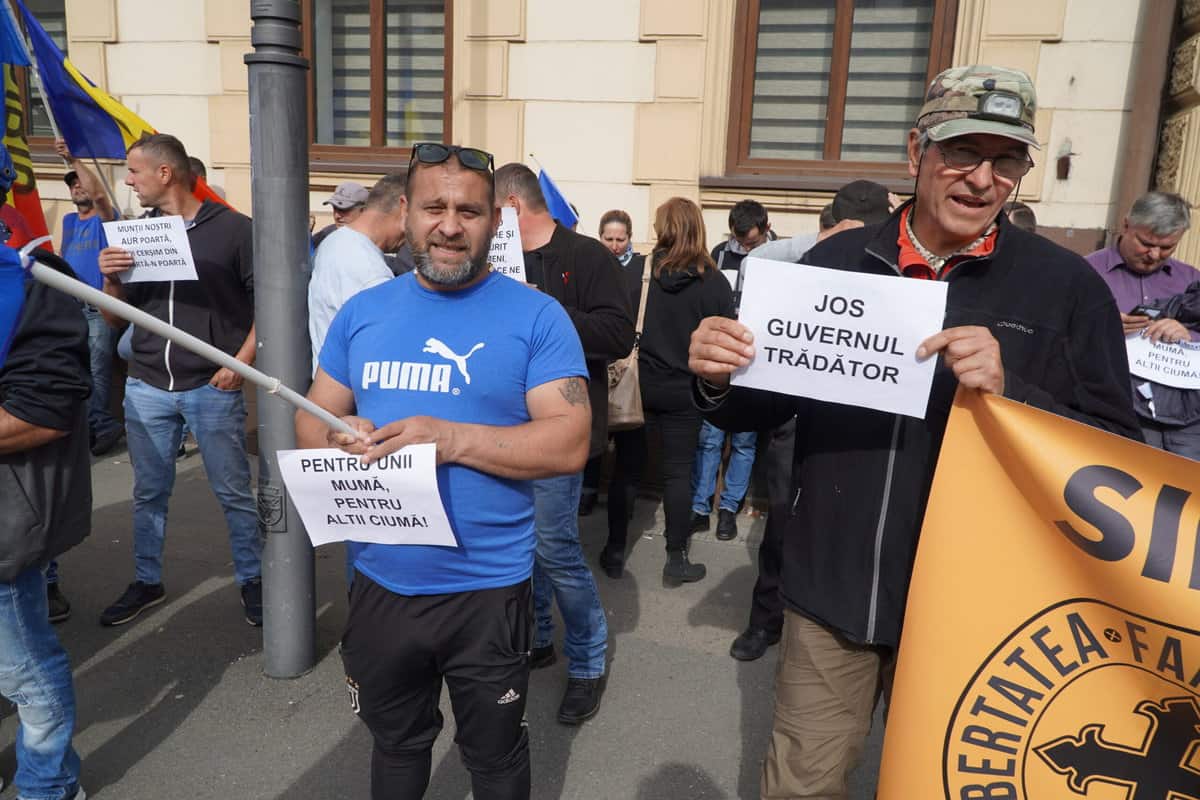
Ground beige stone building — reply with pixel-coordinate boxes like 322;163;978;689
22;0;1200;260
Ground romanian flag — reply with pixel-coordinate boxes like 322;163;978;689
18;0;151;160
17;1;229;208
0;6;48;244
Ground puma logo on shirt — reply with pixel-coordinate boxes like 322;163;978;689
361;337;486;394
422;337;485;384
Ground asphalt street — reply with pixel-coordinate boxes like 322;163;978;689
0;446;883;799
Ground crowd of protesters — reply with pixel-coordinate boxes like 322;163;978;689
1;59;1199;800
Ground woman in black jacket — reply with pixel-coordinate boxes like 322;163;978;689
601;197;735;583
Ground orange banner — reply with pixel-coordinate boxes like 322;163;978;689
880;391;1200;800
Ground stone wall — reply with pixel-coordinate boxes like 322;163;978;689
33;0;1149;255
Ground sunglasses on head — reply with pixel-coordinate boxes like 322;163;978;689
409;143;495;174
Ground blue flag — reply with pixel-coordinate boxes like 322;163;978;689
0;245;26;365
537;170;578;230
0;7;29;67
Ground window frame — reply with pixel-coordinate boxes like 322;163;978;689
716;0;958;191
299;0;454;174
9;0;65;161
17;67;58;162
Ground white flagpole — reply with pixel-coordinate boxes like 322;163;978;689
20;239;359;439
3;1;59;140
86;153;122;215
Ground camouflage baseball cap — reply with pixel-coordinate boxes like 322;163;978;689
916;65;1038;148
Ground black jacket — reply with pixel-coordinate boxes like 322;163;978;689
125;200;254;391
0;278;91;581
525;224;636;456
701;205;1140;647
628;258;734;412
1141;281;1200;425
1170;281;1200;326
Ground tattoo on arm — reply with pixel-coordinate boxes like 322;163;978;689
558;377;590;407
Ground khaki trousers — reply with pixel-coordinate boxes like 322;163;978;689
761;610;895;800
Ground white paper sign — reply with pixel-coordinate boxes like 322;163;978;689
102;216;198;283
276;443;457;548
732;257;948;419
1126;335;1200;389
488;206;525;282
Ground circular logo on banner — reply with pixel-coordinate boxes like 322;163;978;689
942;599;1200;800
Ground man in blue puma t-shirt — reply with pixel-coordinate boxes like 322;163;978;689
296;143;590;800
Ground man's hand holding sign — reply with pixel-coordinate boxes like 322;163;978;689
690;257;1003;418
690;319;1005;387
914;325;1004;395
693;64;1145;800
101;216;198;283
691;317;1005;399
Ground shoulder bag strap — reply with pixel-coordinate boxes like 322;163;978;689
633;254;653;341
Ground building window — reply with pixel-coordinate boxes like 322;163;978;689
18;0;66;140
304;0;450;171
721;0;957;190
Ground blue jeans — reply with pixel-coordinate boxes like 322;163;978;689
0;566;82;800
84;305;121;439
123;378;261;586
531;472;607;679
691;421;757;514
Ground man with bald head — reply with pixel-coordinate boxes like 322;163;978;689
97;132;261;628
298;143;590;799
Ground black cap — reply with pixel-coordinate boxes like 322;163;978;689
63;170;79;187
832;180;891;226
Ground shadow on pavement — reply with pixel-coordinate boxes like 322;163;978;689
635;762;725;799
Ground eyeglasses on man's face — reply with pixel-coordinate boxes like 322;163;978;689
935;142;1034;181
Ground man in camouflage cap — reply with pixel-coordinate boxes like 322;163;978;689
688;64;1139;798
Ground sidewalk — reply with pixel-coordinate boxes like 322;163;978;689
0;448;882;799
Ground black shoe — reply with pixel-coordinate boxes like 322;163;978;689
100;581;165;626
90;427;124;457
715;509;738;541
530;644;557;670
176;441;187;459
557;676;605;725
729;626;781;661
598;547;624;579
663;550;706;584
689;512;710;533
241;578;263;626
578;492;597;516
47;582;71;624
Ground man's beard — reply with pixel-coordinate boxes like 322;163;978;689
73;197;93;211
411;232;492;288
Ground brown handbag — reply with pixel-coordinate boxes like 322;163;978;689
607;254;653;431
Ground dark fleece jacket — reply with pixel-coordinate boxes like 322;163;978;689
525;224;635;456
700;203;1140;648
124;200;254;391
0;276;91;581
